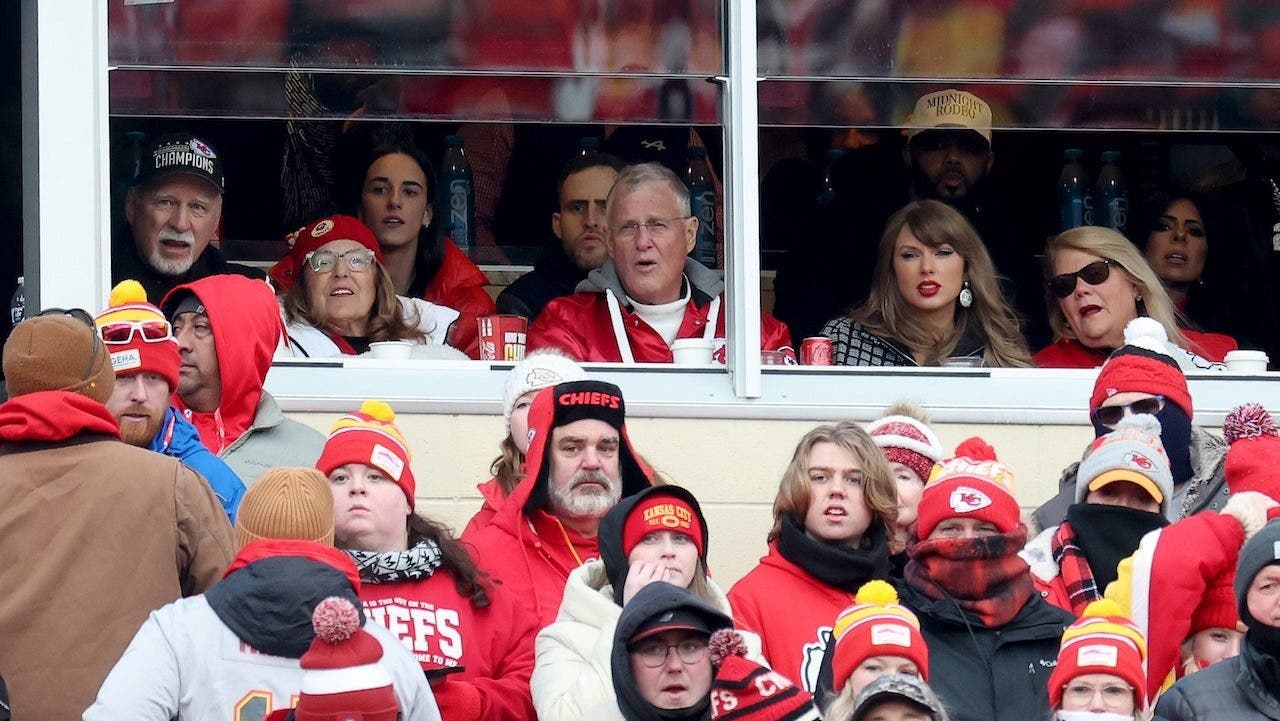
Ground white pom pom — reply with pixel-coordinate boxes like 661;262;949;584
1122;317;1170;356
1114;413;1162;437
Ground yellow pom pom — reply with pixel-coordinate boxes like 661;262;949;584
359;400;396;423
108;280;148;307
1083;598;1124;619
854;580;899;606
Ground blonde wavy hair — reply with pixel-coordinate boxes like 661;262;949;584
769;422;898;545
1043;226;1186;349
282;261;427;344
851;200;1032;367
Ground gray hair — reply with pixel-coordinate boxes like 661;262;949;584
605;162;691;220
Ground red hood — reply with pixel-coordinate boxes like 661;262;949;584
162;275;284;451
486;385;654;537
0;391;120;442
224;538;361;592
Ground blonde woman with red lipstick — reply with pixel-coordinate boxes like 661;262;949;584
1034;225;1235;368
821;199;1032;367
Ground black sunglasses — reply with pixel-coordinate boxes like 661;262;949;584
1048;259;1114;299
1093;395;1166;427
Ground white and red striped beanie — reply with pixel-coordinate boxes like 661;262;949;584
867;413;944;483
294;596;398;721
316;400;415;509
915;437;1020;539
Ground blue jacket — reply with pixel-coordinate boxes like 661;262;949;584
150;407;245;523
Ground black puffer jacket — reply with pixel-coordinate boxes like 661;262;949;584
898;583;1072;721
1154;640;1280;721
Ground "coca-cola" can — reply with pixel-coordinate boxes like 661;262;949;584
800;336;833;365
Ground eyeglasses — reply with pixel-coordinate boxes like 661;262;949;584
305;248;377;274
98;320;174;345
1093;395;1166;427
37;307;95;327
632;638;708;668
1062;683;1134;708
613;217;690;242
1048;259;1114;298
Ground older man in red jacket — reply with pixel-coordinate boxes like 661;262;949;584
528;162;793;363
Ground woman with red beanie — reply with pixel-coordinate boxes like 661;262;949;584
898;437;1073;721
532;484;764;721
729;422;899;694
1048;599;1148;720
319;400;537;721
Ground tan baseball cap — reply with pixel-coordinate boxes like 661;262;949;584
906;89;992;145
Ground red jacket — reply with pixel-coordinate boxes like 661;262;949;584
357;571;537;721
162;275;284;454
424;240;496;359
461;477;505;537
1035;329;1237;368
461;383;653;628
527;262;794;363
727;542;857;693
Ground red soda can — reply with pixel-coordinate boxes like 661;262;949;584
801;336;833;365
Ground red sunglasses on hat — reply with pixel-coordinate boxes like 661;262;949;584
98;319;174;345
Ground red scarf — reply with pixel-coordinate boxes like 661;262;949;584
1050;520;1101;615
0;391;120;442
905;526;1033;628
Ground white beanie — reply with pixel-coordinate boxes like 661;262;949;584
502;349;587;429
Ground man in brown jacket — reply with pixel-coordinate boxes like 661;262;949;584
0;312;236;721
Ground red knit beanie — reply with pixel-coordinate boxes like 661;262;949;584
93;280;180;390
914;437;1020;539
622;489;706;558
1048;599;1148;710
1223;403;1280;500
867;412;944;483
270;214;384;292
708;629;820;721
1190;572;1240;635
294;596;399;721
831;581;929;686
316;400;415;510
1089;318;1193;419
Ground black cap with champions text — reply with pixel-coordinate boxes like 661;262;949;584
134;133;225;195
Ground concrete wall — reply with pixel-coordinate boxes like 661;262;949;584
292;411;1102;588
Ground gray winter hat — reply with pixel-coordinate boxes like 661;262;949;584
1076;414;1173;515
852;673;948;721
1236;517;1280;627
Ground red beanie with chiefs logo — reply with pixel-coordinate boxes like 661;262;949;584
269;214;384;292
1089;317;1193;419
915;437;1020;539
93;280;180;390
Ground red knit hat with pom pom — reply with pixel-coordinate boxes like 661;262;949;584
293;596;399;721
831;580;929;686
915;437;1020;539
708;629;820;721
1223;403;1280;500
317;400;415;509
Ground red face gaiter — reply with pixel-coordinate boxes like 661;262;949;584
905;525;1033;628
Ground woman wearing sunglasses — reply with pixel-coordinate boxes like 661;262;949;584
1034;226;1236;368
820;200;1033;368
270;214;466;359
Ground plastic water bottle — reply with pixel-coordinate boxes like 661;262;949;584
683;146;717;268
1058;149;1092;231
9;276;23;329
817;149;844;207
1095;150;1128;233
438;135;475;256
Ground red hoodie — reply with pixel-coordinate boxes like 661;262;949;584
460;382;653;628
162;275;285;453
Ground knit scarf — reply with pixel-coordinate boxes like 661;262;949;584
1066;502;1166;597
777;514;891;593
346;536;444;584
1048;520;1100;615
0;390;120;442
905;526;1033;628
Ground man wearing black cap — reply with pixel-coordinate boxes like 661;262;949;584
113;133;263;301
463;379;654;628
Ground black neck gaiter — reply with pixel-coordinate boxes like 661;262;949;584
776;515;891;593
1066;502;1168;592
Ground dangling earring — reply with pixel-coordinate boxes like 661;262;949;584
959;280;973;308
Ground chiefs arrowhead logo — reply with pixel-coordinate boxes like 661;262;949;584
189;138;216;158
949;486;992;513
1124;451;1155;470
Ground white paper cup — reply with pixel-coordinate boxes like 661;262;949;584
1224;350;1269;373
368;340;413;360
670;338;714;365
